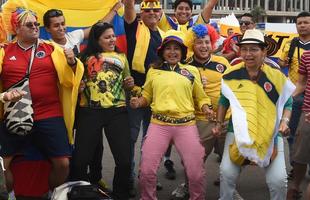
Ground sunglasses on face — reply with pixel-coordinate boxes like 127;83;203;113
47;10;63;17
142;8;161;13
239;21;253;26
23;22;40;28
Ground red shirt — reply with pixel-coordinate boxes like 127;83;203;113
299;50;310;112
1;42;62;120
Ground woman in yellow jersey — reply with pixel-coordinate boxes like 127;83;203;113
212;29;295;200
70;22;134;199
130;30;213;200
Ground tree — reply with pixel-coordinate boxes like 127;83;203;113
251;5;266;23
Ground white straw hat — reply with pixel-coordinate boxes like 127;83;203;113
238;29;266;46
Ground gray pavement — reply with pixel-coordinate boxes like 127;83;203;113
101;133;309;200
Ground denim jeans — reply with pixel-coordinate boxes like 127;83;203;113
127;105;151;182
220;132;287;200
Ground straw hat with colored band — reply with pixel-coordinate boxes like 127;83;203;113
237;29;279;56
157;30;187;61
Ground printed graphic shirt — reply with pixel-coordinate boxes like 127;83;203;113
79;52;130;108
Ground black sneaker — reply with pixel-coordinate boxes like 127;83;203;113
156;181;163;191
164;160;176;180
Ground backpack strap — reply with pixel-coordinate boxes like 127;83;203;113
287;37;300;67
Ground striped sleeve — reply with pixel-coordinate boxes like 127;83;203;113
299;51;310;75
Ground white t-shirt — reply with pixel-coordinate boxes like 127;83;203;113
52;29;84;53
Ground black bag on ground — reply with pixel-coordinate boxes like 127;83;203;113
67;184;113;200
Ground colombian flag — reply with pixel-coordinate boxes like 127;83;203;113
1;0;127;53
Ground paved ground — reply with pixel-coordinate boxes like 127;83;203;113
101;132;309;200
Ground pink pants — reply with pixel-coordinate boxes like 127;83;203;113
139;123;206;200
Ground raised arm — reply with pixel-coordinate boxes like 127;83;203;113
201;0;218;22
83;1;124;39
124;0;136;24
101;1;124;23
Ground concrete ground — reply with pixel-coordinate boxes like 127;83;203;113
101;132;309;200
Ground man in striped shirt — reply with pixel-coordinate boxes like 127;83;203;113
288;50;310;200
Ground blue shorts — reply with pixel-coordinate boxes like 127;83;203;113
0;117;71;158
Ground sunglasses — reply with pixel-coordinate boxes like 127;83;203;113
47;10;63;18
23;22;40;28
142;8;161;13
239;21;253;26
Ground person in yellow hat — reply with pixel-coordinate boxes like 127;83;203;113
212;29;294;200
123;0;165;195
130;29;213;200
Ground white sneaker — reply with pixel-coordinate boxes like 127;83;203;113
170;183;189;200
233;190;244;200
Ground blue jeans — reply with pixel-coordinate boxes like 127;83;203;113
127;105;151;182
220;132;287;200
287;94;304;164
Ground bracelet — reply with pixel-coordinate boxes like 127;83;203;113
68;58;77;67
0;92;7;103
280;117;290;124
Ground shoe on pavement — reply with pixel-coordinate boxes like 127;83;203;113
128;181;137;198
164;160;176;180
233;190;244;200
170;183;189;200
213;177;220;186
156;181;163;191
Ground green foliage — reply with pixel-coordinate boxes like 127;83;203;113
251;6;266;22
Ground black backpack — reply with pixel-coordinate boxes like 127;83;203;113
67;184;113;200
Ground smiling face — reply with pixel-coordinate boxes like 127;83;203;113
193;35;212;61
175;1;192;25
162;41;182;65
45;16;66;42
16;14;40;42
98;28;116;52
140;2;161;28
240;44;266;69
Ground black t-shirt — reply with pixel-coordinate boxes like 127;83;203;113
125;18;162;86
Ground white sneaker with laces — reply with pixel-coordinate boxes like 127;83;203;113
170;183;189;200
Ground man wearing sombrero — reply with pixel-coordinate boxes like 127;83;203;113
0;7;83;196
213;29;295;200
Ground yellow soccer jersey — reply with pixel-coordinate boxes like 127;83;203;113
158;14;207;33
187;55;231;121
280;39;310;84
142;62;211;125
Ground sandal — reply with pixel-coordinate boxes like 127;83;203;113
287;188;302;200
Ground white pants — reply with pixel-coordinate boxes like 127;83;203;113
219;132;287;200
